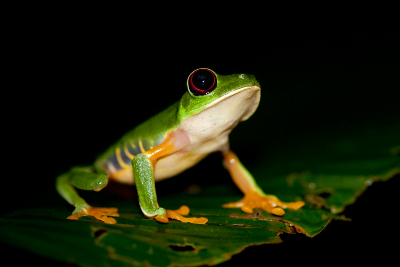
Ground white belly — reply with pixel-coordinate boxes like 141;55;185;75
109;85;260;184
154;131;229;181
154;85;260;180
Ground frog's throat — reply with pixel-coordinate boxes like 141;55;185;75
206;85;261;122
190;85;261;122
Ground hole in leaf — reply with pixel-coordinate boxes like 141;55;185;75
232;224;247;227
94;229;107;239
169;245;196;252
319;192;331;198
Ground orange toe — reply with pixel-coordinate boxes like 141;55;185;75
67;206;119;224
174;205;190;215
223;191;304;216
155;215;169;223
157;206;208;224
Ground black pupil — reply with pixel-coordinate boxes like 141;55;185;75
192;70;214;91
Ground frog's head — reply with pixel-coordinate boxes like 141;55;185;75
179;68;261;123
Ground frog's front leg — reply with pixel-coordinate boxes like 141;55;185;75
56;167;119;224
222;150;304;216
133;130;208;224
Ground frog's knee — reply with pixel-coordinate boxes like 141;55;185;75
92;174;108;191
69;171;108;191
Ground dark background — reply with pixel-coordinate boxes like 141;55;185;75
3;15;399;265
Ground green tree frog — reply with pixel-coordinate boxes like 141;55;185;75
56;68;304;224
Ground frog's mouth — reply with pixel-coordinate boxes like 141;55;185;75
206;85;261;122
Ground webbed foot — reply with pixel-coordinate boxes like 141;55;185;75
155;205;208;224
223;191;304;216
67;206;119;224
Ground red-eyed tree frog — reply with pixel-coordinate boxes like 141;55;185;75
56;68;304;224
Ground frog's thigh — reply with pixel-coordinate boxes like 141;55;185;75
69;167;109;191
56;167;108;208
56;167;119;224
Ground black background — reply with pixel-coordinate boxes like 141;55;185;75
3;14;399;266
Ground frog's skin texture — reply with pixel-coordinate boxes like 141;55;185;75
56;68;304;224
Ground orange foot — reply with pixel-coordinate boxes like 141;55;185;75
155;205;208;224
67;206;119;224
223;191;304;216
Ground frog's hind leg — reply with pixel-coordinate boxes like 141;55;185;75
56;167;119;224
222;151;304;216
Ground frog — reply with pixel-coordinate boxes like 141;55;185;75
56;68;305;224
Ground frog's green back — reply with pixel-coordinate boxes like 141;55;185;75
94;101;181;166
94;69;261;169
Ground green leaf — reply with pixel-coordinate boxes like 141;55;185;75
1;118;398;266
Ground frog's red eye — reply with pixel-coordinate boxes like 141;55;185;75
188;68;217;96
